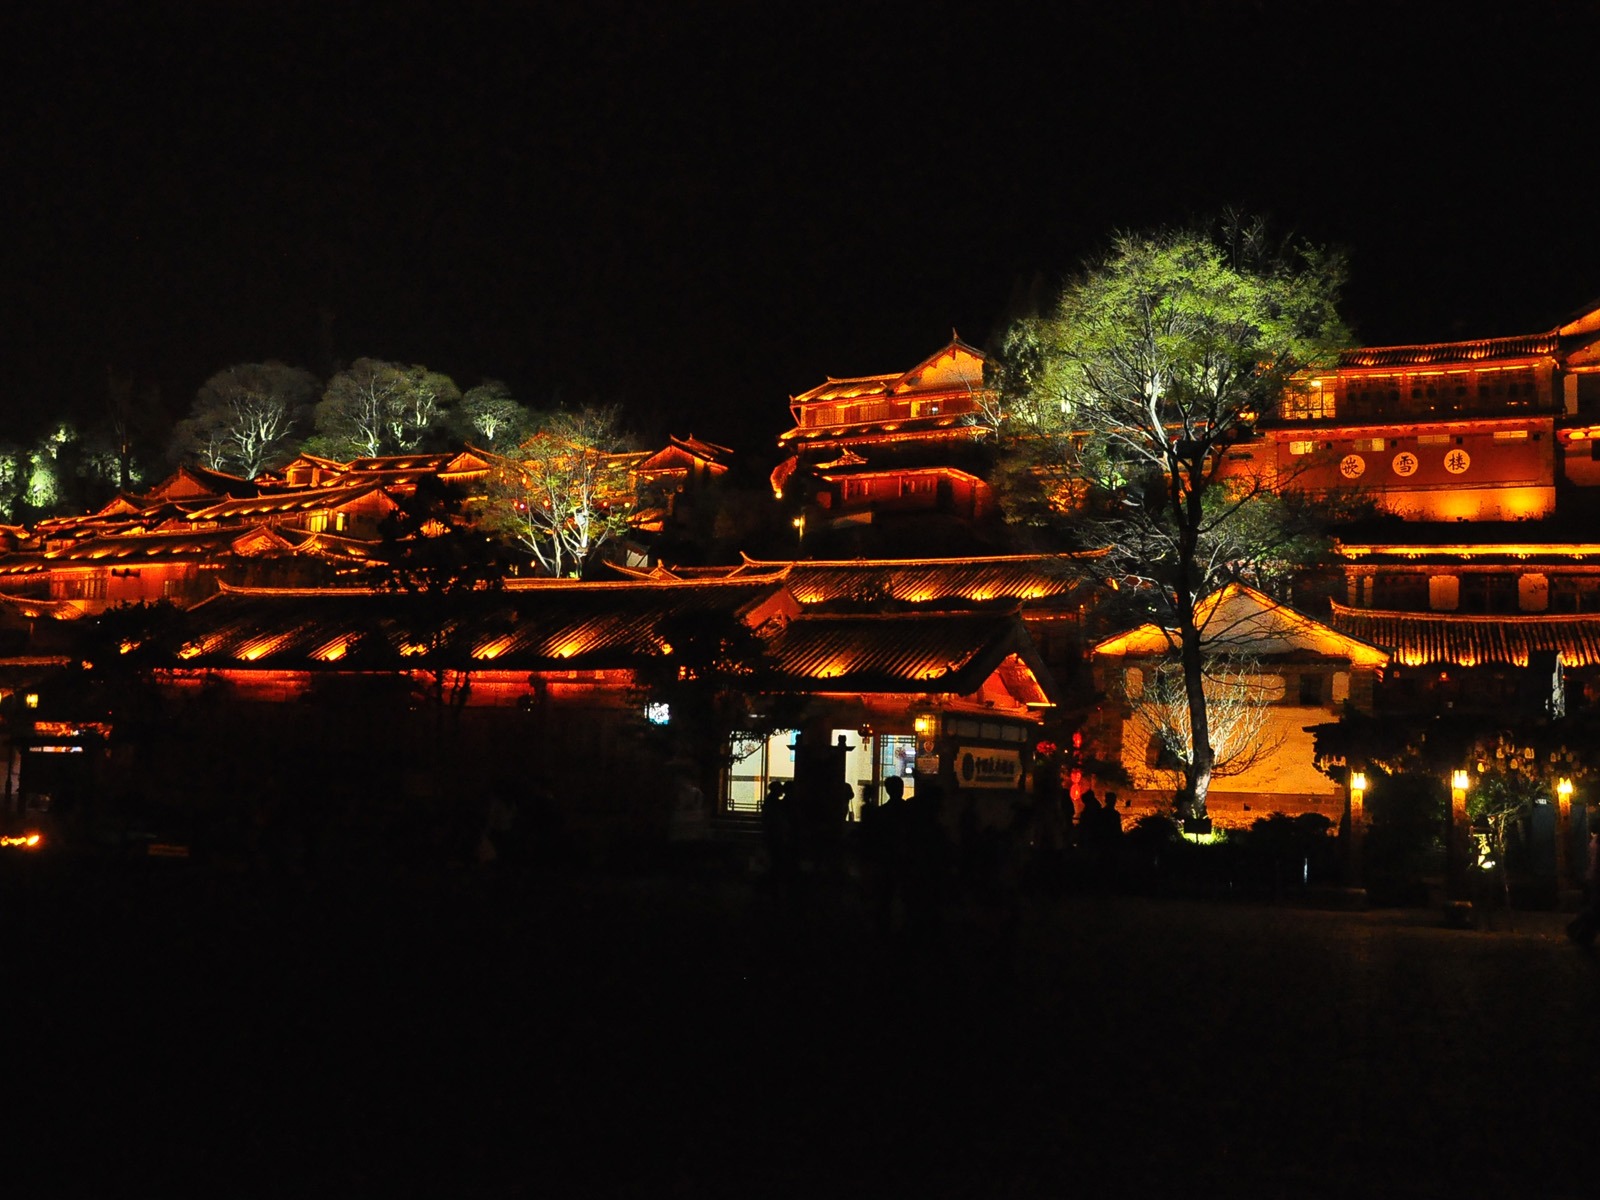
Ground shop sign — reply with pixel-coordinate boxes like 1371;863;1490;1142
956;746;1021;789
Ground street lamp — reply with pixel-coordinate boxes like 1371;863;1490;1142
1347;769;1369;880
1448;768;1472;906
1556;778;1577;889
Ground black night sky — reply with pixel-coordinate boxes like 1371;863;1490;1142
8;0;1600;456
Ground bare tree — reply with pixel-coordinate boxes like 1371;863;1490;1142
1122;654;1285;797
313;358;459;459
171;362;317;477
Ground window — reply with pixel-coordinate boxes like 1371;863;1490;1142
1549;576;1600;613
1146;733;1182;771
1457;573;1518;614
877;735;917;797
724;729;798;813
53;575;106;601
1298;673;1325;706
1371;573;1429;610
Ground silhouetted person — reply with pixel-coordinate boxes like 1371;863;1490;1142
1101;791;1122;834
1077;790;1102;849
903;782;949;956
763;781;795;876
861;775;907;936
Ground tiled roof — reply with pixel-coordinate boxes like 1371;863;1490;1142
1336;332;1561;369
343;453;458;473
734;555;1087;607
174;579;786;669
139;578;1056;704
777;413;981;444
766;611;1052;699
46;528;238;562
184;483;389;522
0;556;48;579
1094;585;1390;667
1328;601;1600;668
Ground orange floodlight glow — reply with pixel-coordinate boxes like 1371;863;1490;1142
474;636;513;661
0;832;42;849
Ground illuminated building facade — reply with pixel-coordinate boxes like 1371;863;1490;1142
1089;585;1389;829
2;572;1056;842
1235;303;1600;522
772;337;998;538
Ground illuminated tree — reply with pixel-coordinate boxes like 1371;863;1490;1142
485;406;636;578
312;358;460;459
453;380;529;447
171;361;318;477
1123;654;1285;793
1001;220;1348;821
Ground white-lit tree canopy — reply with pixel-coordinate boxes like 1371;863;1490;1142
313;358;460;459
171;361;318;478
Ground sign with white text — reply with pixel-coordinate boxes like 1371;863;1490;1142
956;746;1021;789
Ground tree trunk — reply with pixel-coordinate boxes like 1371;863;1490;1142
1174;459;1214;822
1179;609;1215;822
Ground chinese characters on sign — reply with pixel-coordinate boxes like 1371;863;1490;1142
956;746;1021;789
1443;449;1471;474
1339;454;1365;479
1391;451;1419;477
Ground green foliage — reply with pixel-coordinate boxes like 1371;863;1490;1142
481;406;636;577
995;219;1349;821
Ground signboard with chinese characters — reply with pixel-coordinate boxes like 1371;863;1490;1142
955;746;1021;789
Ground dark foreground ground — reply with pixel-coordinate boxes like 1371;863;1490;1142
4;852;1598;1199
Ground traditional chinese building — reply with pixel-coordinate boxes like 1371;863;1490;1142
772;337;999;541
6;573;1059;848
1231;300;1600;521
1089;584;1390;830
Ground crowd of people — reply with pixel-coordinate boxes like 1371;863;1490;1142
759;774;1130;941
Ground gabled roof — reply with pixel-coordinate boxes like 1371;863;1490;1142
141;465;260;502
90;496;145;519
1328;602;1600;668
764;610;1055;703
634;435;734;475
1093;584;1389;667
790;336;989;405
271;452;349;473
279;530;384;561
230;526;296;556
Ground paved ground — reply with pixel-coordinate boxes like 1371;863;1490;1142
4;855;1598;1198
